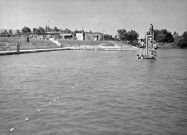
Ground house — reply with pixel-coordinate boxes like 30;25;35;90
76;32;102;41
76;33;85;40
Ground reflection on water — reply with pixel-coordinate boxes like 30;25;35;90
0;49;187;135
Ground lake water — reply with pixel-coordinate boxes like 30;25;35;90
0;49;187;135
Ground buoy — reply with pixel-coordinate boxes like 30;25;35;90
25;118;29;121
57;97;59;99
49;102;52;104
53;99;56;101
38;109;40;112
10;128;14;132
72;87;74;89
68;90;70;92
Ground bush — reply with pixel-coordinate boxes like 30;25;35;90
154;29;174;43
117;29;139;43
176;31;187;48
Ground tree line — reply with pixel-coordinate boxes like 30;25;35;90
0;26;186;48
117;29;187;48
0;26;116;40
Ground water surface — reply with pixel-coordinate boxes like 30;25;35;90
0;49;187;135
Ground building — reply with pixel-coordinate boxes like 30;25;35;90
76;32;102;41
76;33;85;40
60;33;75;40
28;31;102;41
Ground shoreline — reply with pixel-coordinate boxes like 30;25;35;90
0;45;139;56
0;47;71;56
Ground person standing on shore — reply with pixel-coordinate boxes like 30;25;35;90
6;43;10;51
16;42;20;52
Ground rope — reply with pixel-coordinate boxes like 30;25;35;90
5;60;106;135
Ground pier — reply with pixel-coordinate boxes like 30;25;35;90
0;48;71;56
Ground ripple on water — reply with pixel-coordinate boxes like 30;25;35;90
0;50;187;135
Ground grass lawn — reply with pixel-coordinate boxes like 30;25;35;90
0;37;135;51
0;37;59;51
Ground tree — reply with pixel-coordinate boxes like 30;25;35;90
117;29;139;43
173;32;179;43
45;26;49;32
126;30;139;43
22;26;31;33
154;29;174;43
117;29;127;41
104;34;113;40
16;30;21;35
39;27;45;33
176;31;187;48
74;30;82;33
36;29;40;33
33;28;37;33
54;26;59;32
9;29;13;37
12;30;21;37
3;30;9;37
45;26;53;32
61;28;71;33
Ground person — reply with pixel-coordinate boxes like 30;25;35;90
6;43;9;51
74;44;77;49
140;40;144;48
153;42;158;50
140;40;145;56
149;24;154;35
27;37;29;42
16;42;20;52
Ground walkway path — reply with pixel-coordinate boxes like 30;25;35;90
0;47;71;56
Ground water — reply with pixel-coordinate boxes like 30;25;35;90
0;49;187;135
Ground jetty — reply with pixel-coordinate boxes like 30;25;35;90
0;48;72;56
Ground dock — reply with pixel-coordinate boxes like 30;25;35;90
0;47;72;56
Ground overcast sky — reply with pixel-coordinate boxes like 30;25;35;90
0;0;186;38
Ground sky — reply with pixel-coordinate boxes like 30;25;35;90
0;0;187;38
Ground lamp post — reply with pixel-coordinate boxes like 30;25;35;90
103;30;105;40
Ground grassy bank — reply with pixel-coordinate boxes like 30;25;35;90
0;37;59;51
0;37;136;51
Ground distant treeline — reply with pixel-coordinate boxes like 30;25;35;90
0;26;186;48
0;26;117;40
117;29;187;48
